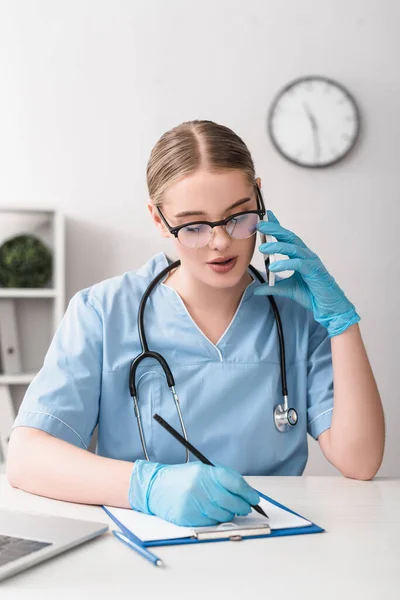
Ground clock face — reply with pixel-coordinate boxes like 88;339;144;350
268;76;360;168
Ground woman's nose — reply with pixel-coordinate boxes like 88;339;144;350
208;226;232;251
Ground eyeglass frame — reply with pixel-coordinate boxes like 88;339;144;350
156;185;266;245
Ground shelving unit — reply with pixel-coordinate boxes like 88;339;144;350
0;373;37;385
0;289;57;298
0;208;65;463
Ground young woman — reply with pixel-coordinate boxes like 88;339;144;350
7;120;385;527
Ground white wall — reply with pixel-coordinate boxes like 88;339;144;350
0;0;398;476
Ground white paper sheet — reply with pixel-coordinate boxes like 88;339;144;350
104;497;312;542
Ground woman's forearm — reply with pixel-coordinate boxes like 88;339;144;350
324;323;385;479
6;427;133;507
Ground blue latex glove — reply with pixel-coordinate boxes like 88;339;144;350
254;210;360;338
128;460;260;527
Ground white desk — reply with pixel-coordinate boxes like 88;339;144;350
0;475;399;599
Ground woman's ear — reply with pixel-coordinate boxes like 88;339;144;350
255;177;262;190
147;203;171;239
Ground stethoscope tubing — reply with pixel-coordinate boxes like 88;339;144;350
130;260;288;397
129;260;293;461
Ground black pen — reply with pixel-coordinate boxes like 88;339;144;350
153;413;268;519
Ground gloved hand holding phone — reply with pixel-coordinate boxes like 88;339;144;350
255;210;360;338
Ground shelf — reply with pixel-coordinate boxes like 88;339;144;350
0;210;65;463
0;207;55;214
0;373;37;385
0;289;58;299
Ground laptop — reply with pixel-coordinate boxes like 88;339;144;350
0;507;108;582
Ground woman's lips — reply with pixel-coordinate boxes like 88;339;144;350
207;257;238;273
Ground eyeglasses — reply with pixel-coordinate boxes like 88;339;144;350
157;186;266;249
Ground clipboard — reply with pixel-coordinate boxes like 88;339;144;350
102;491;324;547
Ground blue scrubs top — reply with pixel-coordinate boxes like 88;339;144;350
13;252;334;475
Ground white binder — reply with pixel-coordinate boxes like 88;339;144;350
0;385;15;461
0;299;21;374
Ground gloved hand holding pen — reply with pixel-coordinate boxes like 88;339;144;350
128;460;260;527
254;210;361;338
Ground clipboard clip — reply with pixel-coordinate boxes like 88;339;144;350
192;521;271;542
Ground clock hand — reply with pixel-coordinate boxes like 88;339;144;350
302;102;318;130
302;102;321;162
314;131;321;162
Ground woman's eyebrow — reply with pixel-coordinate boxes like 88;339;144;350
174;196;252;219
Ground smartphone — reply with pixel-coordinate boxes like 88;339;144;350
258;201;276;287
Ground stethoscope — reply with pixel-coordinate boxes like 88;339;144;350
129;260;298;462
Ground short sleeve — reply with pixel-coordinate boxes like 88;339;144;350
306;316;334;439
12;290;103;449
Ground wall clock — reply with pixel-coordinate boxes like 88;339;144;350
267;75;360;168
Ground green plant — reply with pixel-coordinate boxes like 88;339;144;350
0;234;53;288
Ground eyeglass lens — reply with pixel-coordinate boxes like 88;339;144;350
178;212;260;248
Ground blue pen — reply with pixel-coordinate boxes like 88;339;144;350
112;530;164;567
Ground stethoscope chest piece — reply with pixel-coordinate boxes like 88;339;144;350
274;404;298;433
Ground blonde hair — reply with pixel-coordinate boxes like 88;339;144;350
146;120;256;206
